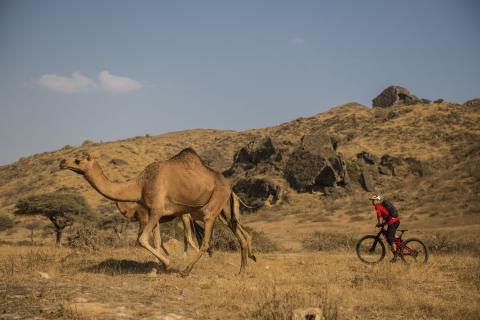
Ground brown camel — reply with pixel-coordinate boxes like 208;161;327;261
115;201;200;255
60;148;255;275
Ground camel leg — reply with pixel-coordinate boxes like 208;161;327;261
225;211;248;273
153;222;170;256
182;214;199;255
181;215;216;276
138;209;172;270
221;197;253;269
181;191;228;276
237;224;256;262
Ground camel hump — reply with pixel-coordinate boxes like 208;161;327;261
170;148;213;170
171;148;198;158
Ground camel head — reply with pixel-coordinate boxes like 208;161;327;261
59;152;95;175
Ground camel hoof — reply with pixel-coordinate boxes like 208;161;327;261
249;255;257;262
163;262;175;273
179;269;190;278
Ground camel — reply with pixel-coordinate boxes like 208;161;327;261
60;148;255;275
115;201;200;255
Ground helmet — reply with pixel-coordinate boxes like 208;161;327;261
369;194;383;201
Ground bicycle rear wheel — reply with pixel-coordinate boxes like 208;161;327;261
400;238;429;264
356;235;386;264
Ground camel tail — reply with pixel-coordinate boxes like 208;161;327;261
229;192;240;231
234;193;263;210
191;220;205;245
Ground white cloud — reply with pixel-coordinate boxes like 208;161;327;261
290;37;305;46
98;70;143;93
36;70;143;94
37;71;95;93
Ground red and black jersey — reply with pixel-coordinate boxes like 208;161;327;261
374;203;399;225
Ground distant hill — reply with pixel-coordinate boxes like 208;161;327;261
1;96;479;248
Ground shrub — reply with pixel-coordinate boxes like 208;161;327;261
211;222;239;251
302;231;355;251
426;233;480;255
246;227;279;253
345;160;361;183
160;220;188;241
67;223;125;251
210;223;279;253
0;213;15;231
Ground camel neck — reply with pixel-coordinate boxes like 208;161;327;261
84;163;142;202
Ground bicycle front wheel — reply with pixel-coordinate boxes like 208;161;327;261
356;235;386;264
400;238;429;264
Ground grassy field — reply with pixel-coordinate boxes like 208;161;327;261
0;243;478;320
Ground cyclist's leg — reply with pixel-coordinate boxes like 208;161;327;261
387;221;400;260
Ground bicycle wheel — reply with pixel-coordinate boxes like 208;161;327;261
356;235;386;264
400;238;429;264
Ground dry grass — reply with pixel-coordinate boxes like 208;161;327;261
0;244;478;320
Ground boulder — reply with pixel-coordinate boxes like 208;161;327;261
356;151;378;165
404;157;427;177
284;134;349;192
380;155;403;176
463;98;480;111
360;171;374;192
224;136;282;177
372;86;421;108
233;137;280;165
379;155;427;177
233;177;281;209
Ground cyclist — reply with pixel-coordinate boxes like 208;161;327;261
369;194;400;262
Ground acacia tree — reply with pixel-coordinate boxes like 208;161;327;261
15;192;92;246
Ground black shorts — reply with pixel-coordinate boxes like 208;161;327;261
386;220;400;245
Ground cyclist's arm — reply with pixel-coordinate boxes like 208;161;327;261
375;205;383;224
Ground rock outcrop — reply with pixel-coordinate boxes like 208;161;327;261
372;86;421;108
232;177;282;209
284;134;349;192
463;98;480;111
379;154;428;177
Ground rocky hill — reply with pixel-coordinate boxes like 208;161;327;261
1;88;479;248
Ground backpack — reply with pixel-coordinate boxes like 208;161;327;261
382;199;399;218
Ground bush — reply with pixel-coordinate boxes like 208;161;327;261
302;231;355;251
210;223;279;253
345;160;361;183
160;220;188;241
246;227;279;253
211;222;239;251
67;223;125;251
426;233;480;255
0;214;15;231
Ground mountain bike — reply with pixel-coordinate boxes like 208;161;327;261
356;222;428;264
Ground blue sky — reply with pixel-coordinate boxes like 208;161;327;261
0;0;479;165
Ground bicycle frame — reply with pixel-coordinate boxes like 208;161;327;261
370;224;417;258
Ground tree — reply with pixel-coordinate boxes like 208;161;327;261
15;192;92;246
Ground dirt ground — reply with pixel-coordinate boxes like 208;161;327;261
1;243;478;320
